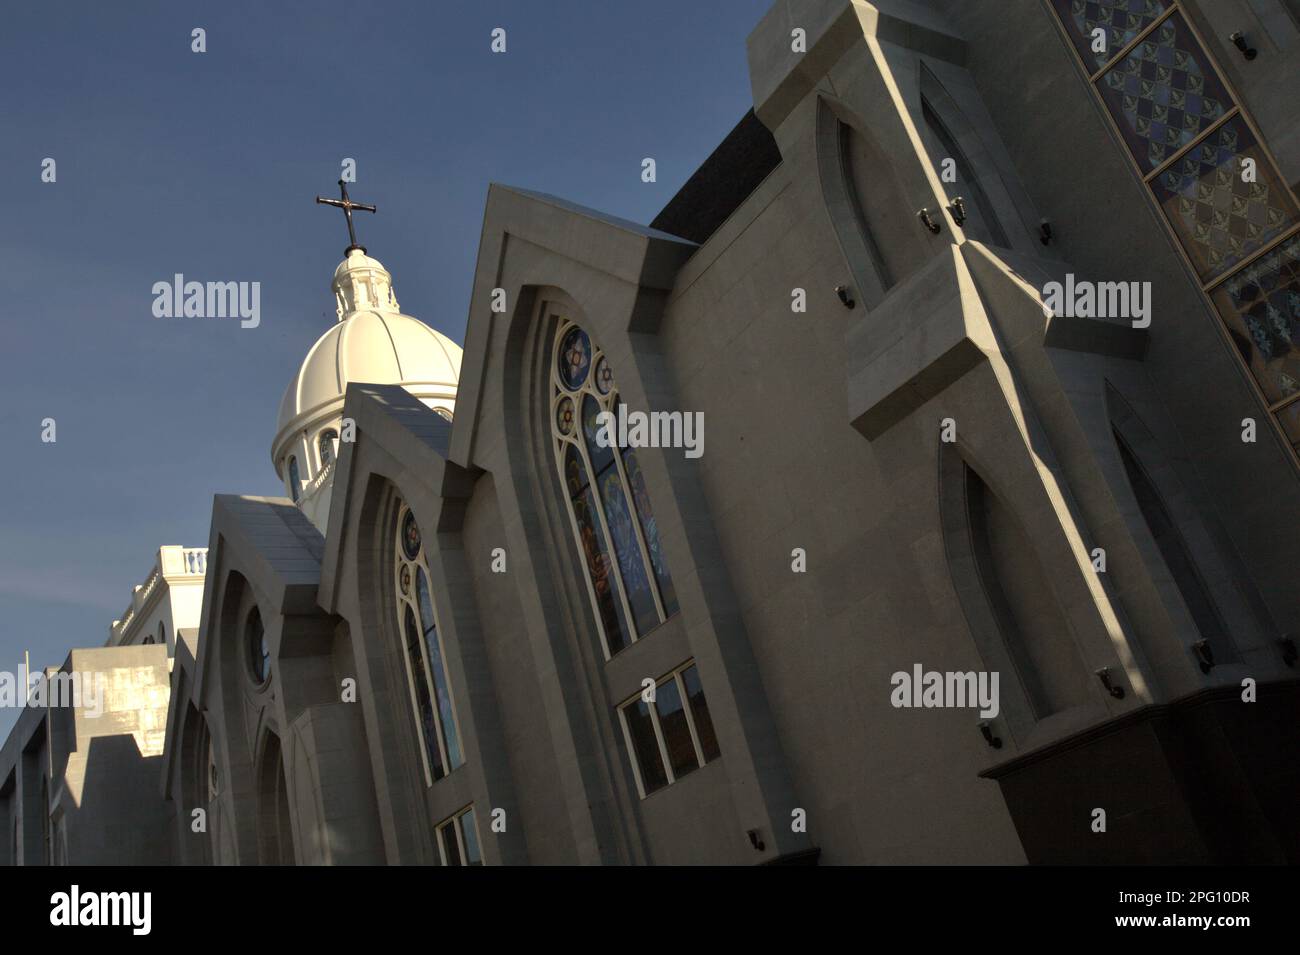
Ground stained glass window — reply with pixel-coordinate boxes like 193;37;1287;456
1209;234;1300;405
551;318;680;658
582;395;659;635
1153;116;1299;280
1050;0;1169;71
1049;0;1300;466
393;501;464;785
1096;11;1231;173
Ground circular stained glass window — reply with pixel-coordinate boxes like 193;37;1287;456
401;509;422;560
400;563;411;596
558;326;592;390
595;356;614;395
247;608;269;684
556;396;575;435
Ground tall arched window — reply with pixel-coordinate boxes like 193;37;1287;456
393;501;463;784
287;456;301;503
551;319;679;658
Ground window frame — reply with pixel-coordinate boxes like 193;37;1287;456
549;315;678;660
616;660;718;799
391;499;465;788
435;804;484;866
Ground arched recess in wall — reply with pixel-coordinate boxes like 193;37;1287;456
255;728;296;865
939;443;1091;731
179;702;214;865
1105;384;1249;666
917;63;1011;249
211;569;263;865
815;96;930;306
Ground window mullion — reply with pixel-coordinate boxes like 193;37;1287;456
1203;221;1300;293
611;433;667;622
617;706;648;798
579;408;641;643
648;689;676;785
676;670;707;768
1085;4;1178;82
1141;106;1239;184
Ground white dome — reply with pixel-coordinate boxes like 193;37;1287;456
271;249;462;486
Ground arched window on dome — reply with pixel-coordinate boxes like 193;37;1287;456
318;430;338;469
551;320;679;659
393;501;464;785
287;456;301;503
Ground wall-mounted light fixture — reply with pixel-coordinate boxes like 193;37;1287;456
918;208;941;234
1039;218;1053;245
1192;639;1216;674
747;829;766;851
978;720;1002;749
835;285;856;310
1095;666;1125;699
946;196;967;225
1230;31;1258;60
1279;635;1297;668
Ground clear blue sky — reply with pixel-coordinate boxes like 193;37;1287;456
0;0;768;737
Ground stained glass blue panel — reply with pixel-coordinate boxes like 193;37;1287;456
596;459;660;636
620;447;679;617
1211;235;1300;405
581;394;615;474
404;605;444;781
1097;11;1231;172
565;444;633;654
417;568;463;770
1051;0;1169;71
1154;116;1299;280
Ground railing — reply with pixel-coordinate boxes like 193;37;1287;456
108;546;209;644
302;458;336;499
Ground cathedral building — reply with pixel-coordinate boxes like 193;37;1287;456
3;0;1299;865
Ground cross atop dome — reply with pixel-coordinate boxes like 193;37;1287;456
315;180;376;255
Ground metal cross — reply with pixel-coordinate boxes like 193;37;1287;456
315;180;377;254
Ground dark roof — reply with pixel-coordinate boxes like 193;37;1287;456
649;109;782;246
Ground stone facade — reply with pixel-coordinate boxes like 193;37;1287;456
4;0;1299;865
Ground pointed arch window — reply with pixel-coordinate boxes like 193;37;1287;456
393;501;464;784
551;319;679;658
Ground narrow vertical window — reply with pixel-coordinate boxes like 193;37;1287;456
287;456;301;503
551;319;679;658
393;501;464;785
